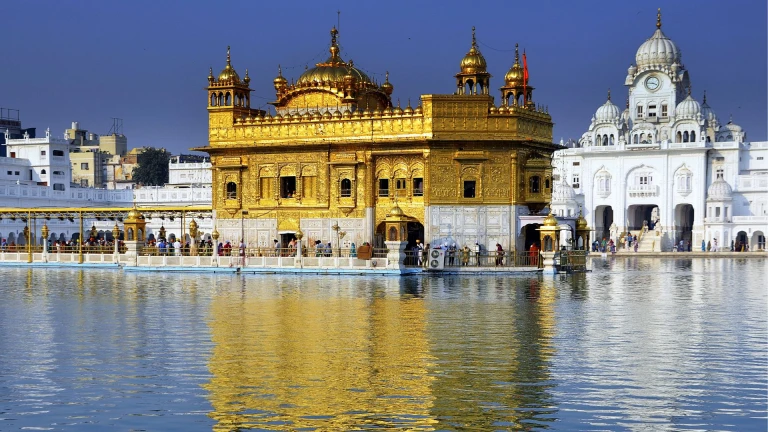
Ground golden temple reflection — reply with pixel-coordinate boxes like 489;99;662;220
203;277;436;430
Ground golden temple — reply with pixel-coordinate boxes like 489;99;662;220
195;27;557;251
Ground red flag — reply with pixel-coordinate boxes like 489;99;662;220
523;50;529;104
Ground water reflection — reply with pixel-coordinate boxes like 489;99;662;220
203;275;560;430
204;276;436;430
0;258;765;431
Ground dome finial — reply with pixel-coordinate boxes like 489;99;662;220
607;88;611;101
515;43;519;63
471;26;477;48
226;45;231;65
657;8;662;29
703;90;707;103
688;83;692;96
278;64;282;76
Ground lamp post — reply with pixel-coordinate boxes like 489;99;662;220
331;222;346;257
240;210;248;267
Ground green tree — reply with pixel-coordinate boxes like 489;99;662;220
132;147;170;186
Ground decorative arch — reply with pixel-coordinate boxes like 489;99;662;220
594;166;612;198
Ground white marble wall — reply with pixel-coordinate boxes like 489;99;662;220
425;205;514;251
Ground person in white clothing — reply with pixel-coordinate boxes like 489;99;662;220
173;239;182;256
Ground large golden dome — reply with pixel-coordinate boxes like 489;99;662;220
296;27;372;86
218;46;241;83
459;27;487;73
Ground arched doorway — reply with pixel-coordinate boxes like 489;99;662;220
627;204;658;231
752;231;765;251
675;204;694;244
406;222;424;250
594;205;613;241
522;223;542;250
736;231;748;251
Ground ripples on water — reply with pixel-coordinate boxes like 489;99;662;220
0;258;765;431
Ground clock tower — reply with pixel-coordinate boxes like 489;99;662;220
625;9;688;125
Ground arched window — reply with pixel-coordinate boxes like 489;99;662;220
691;131;696;142
218;93;223;106
609;134;615;145
602;135;608;146
210;94;216;106
225;92;231;106
226;182;237;199
545;177;550;189
529;176;541;194
40;169;46;175
340;178;352;197
676;131;682;143
595;170;612;198
683;131;689;142
633;134;639;144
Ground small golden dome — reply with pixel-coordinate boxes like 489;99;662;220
543;212;558;226
504;44;524;85
332;109;342;119
207;67;214;83
301;111;311;121
218;46;241;83
380;71;394;95
273;65;287;89
352;109;362;118
489;105;498;114
403;101;414;115
459;27;487;73
311;110;322;121
576;212;588;229
388;203;404;217
189;219;198;229
413;104;423;115
322;110;332;120
244;69;251;85
342;109;352;119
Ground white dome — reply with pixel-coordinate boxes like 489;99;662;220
724;120;742;133
700;102;717;124
675;95;700;119
595;96;620;123
552;179;576;203
635;28;681;68
707;178;733;201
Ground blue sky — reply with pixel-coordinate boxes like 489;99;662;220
2;0;765;153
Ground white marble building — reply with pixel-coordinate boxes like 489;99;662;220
552;11;767;251
0;131;215;245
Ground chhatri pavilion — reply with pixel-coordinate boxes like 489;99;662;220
195;27;558;251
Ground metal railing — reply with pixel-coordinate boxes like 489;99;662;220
402;250;541;268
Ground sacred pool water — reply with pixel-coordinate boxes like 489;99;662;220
0;258;765;431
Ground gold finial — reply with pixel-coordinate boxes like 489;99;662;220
208;67;213;80
607;88;611;101
514;43;519;63
331;26;338;45
278;64;283;76
385;71;389;82
226;45;231;64
657;8;662;29
471;26;477;48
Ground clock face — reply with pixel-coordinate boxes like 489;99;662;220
645;76;660;90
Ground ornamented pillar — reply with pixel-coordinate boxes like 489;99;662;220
539;212;560;274
189;219;199;256
112;223;120;264
211;227;220;267
41;223;49;262
294;227;304;268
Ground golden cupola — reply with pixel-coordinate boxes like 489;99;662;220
504;44;523;86
380;71;394;95
218;46;241;84
273;65;288;93
270;27;392;114
295;27;373;86
500;43;535;108
455;26;491;95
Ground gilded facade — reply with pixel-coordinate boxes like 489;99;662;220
195;28;558;251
